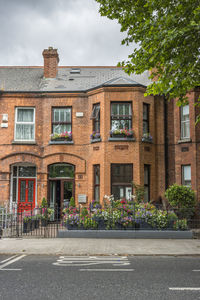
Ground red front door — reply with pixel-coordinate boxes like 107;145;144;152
18;179;36;212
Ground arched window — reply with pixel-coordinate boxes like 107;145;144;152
49;164;74;178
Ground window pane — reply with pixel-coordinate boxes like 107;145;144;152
94;165;100;184
183;165;191;180
28;181;34;202
16;124;34;140
111;119;131;130
182;105;189;117
144;166;149;185
17;109;33;122
54;110;60;122
94;186;100;202
181;121;190;139
111;104;118;115
53;124;71;134
143;104;148;120
143;121;148;134
13;166;17;177
53;108;71;122
144;186;149;202
19;166;36;177
49;164;74;178
20;180;26;202
126;187;132;200
12;178;17;202
119;104;124;115
124;104;130;115
112;164;132;183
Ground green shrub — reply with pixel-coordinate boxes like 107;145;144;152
69;197;75;207
165;184;196;219
132;182;145;203
41;197;48;208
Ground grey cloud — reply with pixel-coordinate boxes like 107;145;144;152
0;0;134;66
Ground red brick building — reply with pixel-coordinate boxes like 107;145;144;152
0;47;199;211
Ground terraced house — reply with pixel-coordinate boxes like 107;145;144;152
0;47;199;213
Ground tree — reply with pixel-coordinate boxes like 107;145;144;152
96;0;200;105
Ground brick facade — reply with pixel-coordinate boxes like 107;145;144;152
0;48;199;210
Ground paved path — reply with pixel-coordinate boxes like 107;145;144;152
0;238;200;256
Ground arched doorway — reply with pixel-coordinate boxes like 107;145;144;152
48;164;75;218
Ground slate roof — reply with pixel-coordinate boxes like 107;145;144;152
0;66;151;92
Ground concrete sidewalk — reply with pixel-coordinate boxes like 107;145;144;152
0;238;200;256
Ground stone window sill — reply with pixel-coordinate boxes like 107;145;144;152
49;140;74;145
12;141;37;145
90;138;101;144
108;137;136;142
177;138;192;144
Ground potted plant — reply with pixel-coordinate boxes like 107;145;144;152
142;133;153;142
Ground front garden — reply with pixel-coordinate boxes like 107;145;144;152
62;198;189;231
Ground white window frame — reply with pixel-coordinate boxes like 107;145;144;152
14;107;35;141
180;105;190;139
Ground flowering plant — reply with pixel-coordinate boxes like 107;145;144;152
90;131;101;140
142;133;153;142
110;128;133;137
51;131;72;141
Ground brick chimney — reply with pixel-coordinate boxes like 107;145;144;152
42;47;59;78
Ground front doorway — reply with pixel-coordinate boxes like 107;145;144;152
11;165;37;213
48;164;75;219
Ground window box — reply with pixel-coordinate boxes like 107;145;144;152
50;131;72;142
51;137;72;142
90;138;101;144
110;129;134;138
49;140;74;145
108;137;135;142
142;133;153;143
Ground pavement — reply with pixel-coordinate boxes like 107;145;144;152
0;238;200;256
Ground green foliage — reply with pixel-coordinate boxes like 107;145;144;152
165;184;196;218
81;207;89;217
41;197;47;208
96;0;200;105
70;197;75;207
132;182;145;203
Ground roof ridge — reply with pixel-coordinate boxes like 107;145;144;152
0;66;122;69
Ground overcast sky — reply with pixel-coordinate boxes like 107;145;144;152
0;0;135;66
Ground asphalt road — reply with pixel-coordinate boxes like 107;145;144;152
0;255;200;300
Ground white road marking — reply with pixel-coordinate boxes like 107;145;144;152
0;269;22;271
53;256;130;267
0;255;26;271
169;288;200;291
193;270;200;272
0;255;18;264
79;269;134;272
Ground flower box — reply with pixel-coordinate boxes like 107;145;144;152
142;133;153;143
51;137;72;142
110;129;134;138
